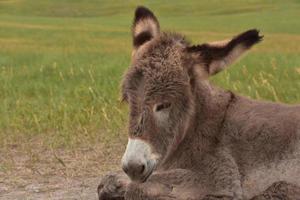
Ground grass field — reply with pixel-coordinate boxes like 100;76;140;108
0;0;300;187
0;0;299;198
1;0;300;149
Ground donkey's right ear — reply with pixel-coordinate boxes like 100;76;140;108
132;6;160;49
186;29;263;76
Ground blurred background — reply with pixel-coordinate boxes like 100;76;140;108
0;0;299;199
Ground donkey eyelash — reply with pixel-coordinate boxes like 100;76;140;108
155;102;171;112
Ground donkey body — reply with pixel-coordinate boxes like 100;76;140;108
98;6;300;200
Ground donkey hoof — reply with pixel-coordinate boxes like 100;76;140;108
97;172;129;200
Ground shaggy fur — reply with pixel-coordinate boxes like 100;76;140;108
99;6;300;200
98;170;300;200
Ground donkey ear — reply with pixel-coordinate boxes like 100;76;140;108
132;6;160;49
187;29;263;76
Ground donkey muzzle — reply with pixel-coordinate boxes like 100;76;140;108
121;138;158;182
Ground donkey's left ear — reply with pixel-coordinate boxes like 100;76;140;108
132;6;160;49
187;29;263;76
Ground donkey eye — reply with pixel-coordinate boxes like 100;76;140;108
155;102;171;112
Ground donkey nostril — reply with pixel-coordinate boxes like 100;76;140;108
140;164;145;174
122;164;129;174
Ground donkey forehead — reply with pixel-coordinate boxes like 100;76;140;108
124;33;190;100
132;45;188;83
125;68;189;102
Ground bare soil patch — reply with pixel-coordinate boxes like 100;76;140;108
0;137;126;200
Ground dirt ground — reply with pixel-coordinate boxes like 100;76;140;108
0;176;99;200
0;138;126;200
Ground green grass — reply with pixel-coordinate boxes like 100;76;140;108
0;0;299;148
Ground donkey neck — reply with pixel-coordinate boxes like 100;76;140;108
193;80;234;140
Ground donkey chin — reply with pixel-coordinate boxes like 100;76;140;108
121;138;160;182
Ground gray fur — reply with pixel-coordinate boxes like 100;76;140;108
98;170;300;200
99;6;300;200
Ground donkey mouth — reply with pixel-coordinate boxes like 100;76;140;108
141;171;152;182
142;167;154;182
139;160;157;182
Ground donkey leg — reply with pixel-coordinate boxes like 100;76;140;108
249;181;300;200
125;180;176;200
202;148;243;200
97;171;130;200
124;168;208;200
98;170;177;200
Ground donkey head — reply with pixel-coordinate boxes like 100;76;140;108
121;6;262;182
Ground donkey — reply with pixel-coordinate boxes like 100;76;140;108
98;6;300;200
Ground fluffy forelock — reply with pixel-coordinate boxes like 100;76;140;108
130;32;191;99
